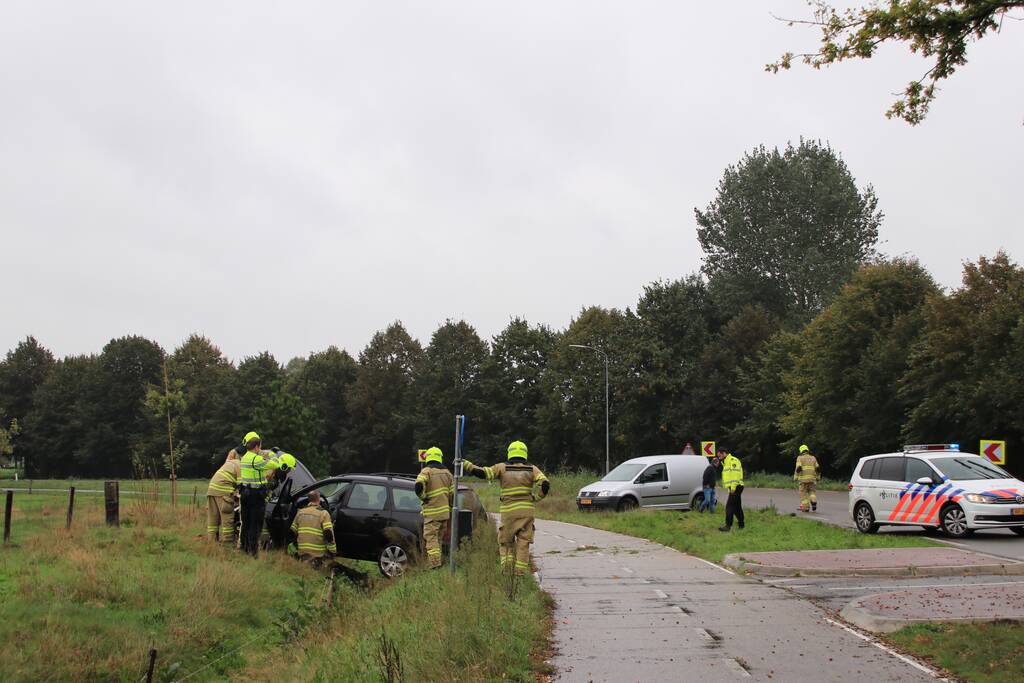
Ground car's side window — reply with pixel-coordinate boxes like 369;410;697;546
905;458;936;484
392;488;422;512
875;457;906;482
323;482;350;507
860;459;879;480
639;463;667;483
346;483;387;511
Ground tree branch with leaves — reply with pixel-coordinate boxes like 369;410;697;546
768;1;1024;124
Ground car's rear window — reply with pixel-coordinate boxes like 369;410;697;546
392;488;422;512
859;459;879;479
347;483;388;510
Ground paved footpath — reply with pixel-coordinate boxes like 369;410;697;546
533;518;942;683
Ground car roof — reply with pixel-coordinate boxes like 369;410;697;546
311;473;416;489
621;454;706;465
858;450;979;461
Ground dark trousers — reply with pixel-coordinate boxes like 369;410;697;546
240;487;267;556
724;485;745;529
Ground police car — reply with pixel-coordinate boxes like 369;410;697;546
848;444;1024;538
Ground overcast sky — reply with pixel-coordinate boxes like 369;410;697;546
2;2;1022;363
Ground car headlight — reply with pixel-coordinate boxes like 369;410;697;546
598;490;614;497
964;493;997;504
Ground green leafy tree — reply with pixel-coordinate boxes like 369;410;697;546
0;336;55;448
343;322;424;472
768;1;1024;124
695;140;881;323
287;346;358;472
144;370;188;481
781;259;938;472
900;252;1024;477
0;415;19;467
168;335;236;475
253;381;328;477
230;351;285;441
20;355;98;477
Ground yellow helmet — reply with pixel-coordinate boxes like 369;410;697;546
243;431;261;445
507;440;528;460
425;447;443;464
799;444;810;454
277;453;297;471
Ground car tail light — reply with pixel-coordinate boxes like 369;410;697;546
848;483;854;491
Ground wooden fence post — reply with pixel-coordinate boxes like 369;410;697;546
105;481;120;527
145;648;157;682
66;486;75;531
3;490;12;544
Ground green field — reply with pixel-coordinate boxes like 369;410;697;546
887;621;1024;683
0;489;551;682
472;471;937;563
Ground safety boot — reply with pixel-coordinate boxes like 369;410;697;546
811;502;817;512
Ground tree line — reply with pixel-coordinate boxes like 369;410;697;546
2;140;1020;480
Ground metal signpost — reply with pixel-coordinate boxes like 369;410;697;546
449;414;466;573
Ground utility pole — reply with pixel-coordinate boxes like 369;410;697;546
448;414;465;573
569;345;610;475
162;360;176;506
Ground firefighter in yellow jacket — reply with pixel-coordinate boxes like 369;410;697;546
206;450;241;543
464;440;549;576
415;446;453;569
288;490;337;568
794;444;820;512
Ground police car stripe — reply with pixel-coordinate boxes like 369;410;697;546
888;483;922;520
910;484;951;523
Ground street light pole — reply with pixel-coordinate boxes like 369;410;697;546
569;344;609;475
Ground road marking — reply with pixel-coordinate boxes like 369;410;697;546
825;580;1024;591
824;618;948;680
694;628;715;642
690;555;734;575
652;589;668;599
671;605;684;613
723;658;751;678
566;538;577;544
622;567;635;573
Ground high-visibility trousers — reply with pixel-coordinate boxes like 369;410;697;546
423;518;446;568
498;513;535;575
799;481;817;511
206;495;235;542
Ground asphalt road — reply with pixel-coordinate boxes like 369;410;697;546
742;487;1024;562
534;518;942;682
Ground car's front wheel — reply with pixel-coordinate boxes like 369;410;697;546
378;544;410;578
617;496;638;512
940;504;972;538
854;502;879;534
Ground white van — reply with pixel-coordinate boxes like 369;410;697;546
575;454;709;512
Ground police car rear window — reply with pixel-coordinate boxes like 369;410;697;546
860;459;879;479
875;457;905;482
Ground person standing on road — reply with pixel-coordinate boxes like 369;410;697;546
414;446;454;569
718;448;745;532
699;455;720;513
794;444;820;512
206;449;241;543
288;489;337;568
238;431;280;557
464;440;550;576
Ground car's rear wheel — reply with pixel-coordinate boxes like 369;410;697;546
854;502;879;534
939;504;972;538
691;492;705;512
378;544;410;578
617;496;638;512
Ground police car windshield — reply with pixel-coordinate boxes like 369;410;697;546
931;456;1011;481
603;463;646;482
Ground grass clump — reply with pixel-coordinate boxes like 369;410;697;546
887;621;1024;683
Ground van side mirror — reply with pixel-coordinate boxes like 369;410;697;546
915;476;935;487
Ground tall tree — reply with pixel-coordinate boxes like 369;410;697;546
695;140;881;323
287;345;358;472
0;336;56;430
781;259;938;472
168;335;236;476
900;252;1024;477
20;356;98;477
253;381;328;477
343;322;423;472
229;352;285;442
768;1;1023;124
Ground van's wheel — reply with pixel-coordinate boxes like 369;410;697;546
617;497;638;512
378;544;410;577
691;492;705;512
1011;527;1024;536
854;502;879;534
940;504;972;538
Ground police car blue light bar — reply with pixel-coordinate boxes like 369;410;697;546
902;443;960;453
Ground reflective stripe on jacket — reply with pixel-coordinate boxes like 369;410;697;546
415;465;454;519
471;460;548;515
290;504;336;557
207;459;241;497
240;450;278;488
794;453;820;483
721;455;744;491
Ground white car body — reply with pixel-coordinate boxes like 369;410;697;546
576;454;708;511
848;445;1024;537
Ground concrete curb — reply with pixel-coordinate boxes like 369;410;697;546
839;596;1024;634
722;553;1024;578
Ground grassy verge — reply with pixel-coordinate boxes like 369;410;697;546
1;477;209;496
887;621;1024;683
0;490;552;682
473;471;937;564
744;471;850;492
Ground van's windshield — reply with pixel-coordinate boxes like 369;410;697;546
603;463;646;482
930;456;1011;481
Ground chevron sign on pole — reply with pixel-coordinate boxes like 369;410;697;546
701;441;716;458
980;439;1006;465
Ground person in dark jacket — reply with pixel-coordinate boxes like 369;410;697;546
699;455;719;513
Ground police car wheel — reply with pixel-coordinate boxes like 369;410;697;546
378;544;409;578
940;505;971;538
854;502;878;534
